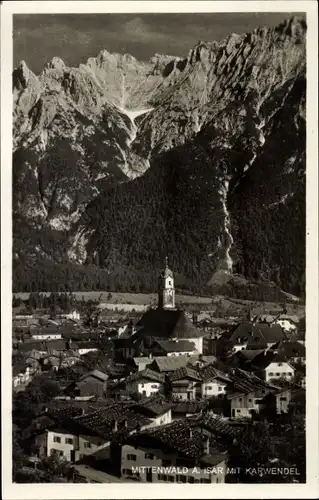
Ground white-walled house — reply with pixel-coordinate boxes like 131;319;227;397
116;369;165;398
264;361;295;383
199;366;230;399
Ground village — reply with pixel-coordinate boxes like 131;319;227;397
12;260;306;484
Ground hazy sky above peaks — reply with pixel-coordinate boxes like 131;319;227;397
13;12;302;74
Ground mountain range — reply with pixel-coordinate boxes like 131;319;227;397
12;16;306;297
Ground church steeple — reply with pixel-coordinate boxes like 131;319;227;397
158;256;175;309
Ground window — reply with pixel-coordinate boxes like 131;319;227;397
141;384;144;388
84;442;92;448
53;436;61;443
151;384;158;389
127;454;137;461
65;438;73;445
287;372;293;377
145;453;154;459
276;373;280;376
201;478;211;483
280;397;287;401
168;475;175;482
248;398;252;403
269;372;274;376
237;409;241;413
207;386;212;390
218;386;223;391
239;398;242;402
187;476;195;483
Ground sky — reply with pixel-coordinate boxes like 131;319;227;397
13;13;300;74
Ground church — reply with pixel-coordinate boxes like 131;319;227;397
114;259;205;359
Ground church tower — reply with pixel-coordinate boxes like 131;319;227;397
158;257;175;310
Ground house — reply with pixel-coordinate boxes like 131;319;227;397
23;404;152;462
268;340;305;365
120;417;228;483
199;365;231;399
226;368;276;419
260;386;305;415
217;321;286;356
150;339;198;357
169;367;202;401
113;369;165;398
249;352;295;383
65;370;108;399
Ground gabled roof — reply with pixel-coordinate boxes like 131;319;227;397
170;400;207;414
228;321;286;345
169;367;201;382
233;349;265;361
269;340;305;358
131;395;173;417
199;365;231;383
227;367;276;397
125;368;165;384
126;417;228;463
79;370;109;382
147;355;193;372
154;339;196;353
135;309;203;339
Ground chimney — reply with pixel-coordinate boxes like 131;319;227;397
188;428;193;438
203;436;210;455
113;420;118;432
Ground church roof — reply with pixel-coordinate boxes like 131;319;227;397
135;309;203;340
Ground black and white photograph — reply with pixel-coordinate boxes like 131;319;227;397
1;1;318;498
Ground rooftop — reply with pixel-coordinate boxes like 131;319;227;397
169;366;202;383
123;368;165;384
135;309;203;340
126;417;228;463
155;339;196;353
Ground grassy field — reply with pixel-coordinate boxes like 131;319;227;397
13;291;305;317
13;291;213;306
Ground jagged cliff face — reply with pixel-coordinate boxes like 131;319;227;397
13;16;306;295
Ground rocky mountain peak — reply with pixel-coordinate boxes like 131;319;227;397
12;16;306;297
13;60;37;90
